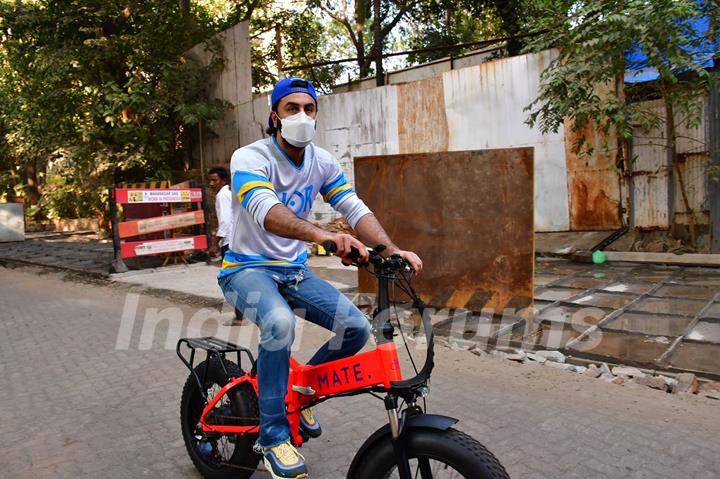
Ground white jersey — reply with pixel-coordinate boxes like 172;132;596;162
219;136;371;279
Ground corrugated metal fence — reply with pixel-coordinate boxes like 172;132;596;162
195;28;713;236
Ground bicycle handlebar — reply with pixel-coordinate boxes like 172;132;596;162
321;240;412;273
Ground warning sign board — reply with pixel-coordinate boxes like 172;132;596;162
109;185;211;266
118;210;205;238
115;188;203;204
119;235;208;258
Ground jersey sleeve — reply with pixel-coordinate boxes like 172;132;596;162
230;146;281;230
319;161;372;229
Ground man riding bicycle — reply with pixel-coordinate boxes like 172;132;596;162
218;77;422;479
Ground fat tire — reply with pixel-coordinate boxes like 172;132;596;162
180;357;260;479
349;427;509;479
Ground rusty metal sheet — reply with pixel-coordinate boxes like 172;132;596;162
673;153;711;225
630;97;711;229
564;120;622;230
631;110;671;229
397;77;449;154
354;148;534;312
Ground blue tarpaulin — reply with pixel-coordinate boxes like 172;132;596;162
624;15;718;84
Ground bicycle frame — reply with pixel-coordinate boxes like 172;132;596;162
197;341;404;445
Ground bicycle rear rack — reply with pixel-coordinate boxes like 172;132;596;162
177;337;256;400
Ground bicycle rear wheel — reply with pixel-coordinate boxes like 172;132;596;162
349;427;509;479
180;357;260;479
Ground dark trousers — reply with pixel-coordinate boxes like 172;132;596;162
220;245;243;321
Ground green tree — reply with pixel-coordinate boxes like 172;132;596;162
403;0;504;65
0;0;226;219
526;0;718;245
249;6;344;93
309;0;415;83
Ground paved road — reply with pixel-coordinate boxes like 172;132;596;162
1;265;719;479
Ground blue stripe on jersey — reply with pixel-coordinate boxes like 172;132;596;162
320;173;347;196
218;250;309;279
233;171;276;207
328;187;354;206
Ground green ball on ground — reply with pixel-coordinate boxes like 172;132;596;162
592;250;607;264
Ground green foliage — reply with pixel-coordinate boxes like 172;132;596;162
403;0;504;65
250;6;344;93
0;0;227;218
309;0;416;79
525;0;718;149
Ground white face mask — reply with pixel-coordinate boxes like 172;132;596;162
278;111;316;148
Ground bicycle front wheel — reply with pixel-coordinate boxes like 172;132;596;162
349;427;509;479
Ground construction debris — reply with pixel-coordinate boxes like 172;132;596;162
484;348;717;399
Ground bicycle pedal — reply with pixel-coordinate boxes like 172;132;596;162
291;385;316;396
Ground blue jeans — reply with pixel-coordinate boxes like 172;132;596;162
218;266;371;447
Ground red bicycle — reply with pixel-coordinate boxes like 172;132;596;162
177;243;509;479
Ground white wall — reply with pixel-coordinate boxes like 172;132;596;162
443;50;569;231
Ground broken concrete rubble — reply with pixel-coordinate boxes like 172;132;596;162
506;351;527;362
634;376;670;391
473;346;717;401
611;366;647;379
525;352;547;364
534;350;566;363
699;381;720;393
674;373;700;394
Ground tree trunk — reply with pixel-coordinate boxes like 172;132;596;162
179;0;190;16
355;0;369;77
275;24;283;74
373;0;384;86
615;66;631;228
663;94;696;246
24;160;40;205
494;0;521;56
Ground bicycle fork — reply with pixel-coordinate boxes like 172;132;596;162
385;395;415;479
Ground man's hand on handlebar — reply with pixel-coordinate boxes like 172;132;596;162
388;249;423;274
321;233;369;265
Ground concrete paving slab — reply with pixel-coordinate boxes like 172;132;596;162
534;287;582;302
703;302;720;318
538;304;613;326
629;297;708;317
669;341;720;374
572;331;673;366
570;291;639;309
686;320;720;343
602;281;655;295
653;284;717;300
604;312;694;336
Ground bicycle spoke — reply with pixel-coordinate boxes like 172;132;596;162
417;457;433;479
387;458;464;479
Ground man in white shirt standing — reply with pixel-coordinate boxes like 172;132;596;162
217;77;422;479
208;166;243;325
